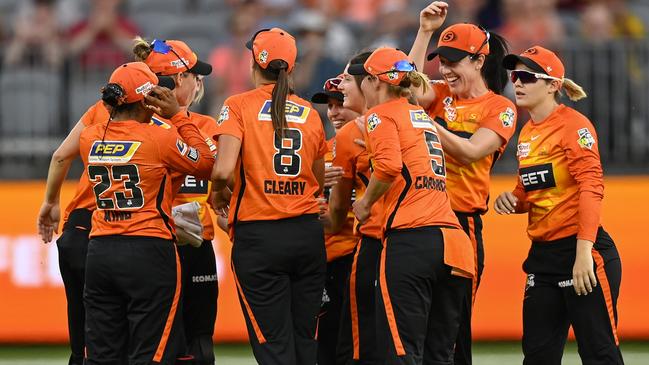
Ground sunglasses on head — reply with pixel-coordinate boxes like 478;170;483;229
323;77;342;91
377;59;416;76
151;39;191;72
510;69;560;84
469;26;490;60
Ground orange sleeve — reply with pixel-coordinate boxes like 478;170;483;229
561;117;604;242
366;112;401;182
480;99;517;143
162;113;215;179
213;98;243;140
314;114;328;159
333;123;359;180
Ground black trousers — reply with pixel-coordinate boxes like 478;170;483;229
56;209;92;365
84;235;183;365
453;212;484;365
376;227;471;365
337;236;382;365
232;214;326;365
177;240;218;365
522;227;624;365
317;252;354;365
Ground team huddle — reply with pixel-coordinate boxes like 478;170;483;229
36;2;624;365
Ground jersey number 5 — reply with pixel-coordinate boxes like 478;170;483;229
424;130;446;177
88;164;144;210
273;128;302;176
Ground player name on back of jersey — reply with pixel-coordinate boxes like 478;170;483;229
414;175;446;192
264;179;307;195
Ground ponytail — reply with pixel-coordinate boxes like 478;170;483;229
254;60;293;137
561;78;587;101
479;32;509;95
386;70;431;105
132;36;153;61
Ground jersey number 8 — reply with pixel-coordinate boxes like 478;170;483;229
424;130;446;177
273;128;302;177
88;164;144;210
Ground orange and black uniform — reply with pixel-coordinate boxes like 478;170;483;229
167;112;220;362
80;112;214;365
513;105;623;365
54;101;109;365
332;119;383;365
365;97;475;364
317;137;358;365
427;80;517;364
216;84;327;365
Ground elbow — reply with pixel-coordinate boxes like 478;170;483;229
211;167;231;185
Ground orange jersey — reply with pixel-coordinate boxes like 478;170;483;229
80;113;215;239
215;84;328;226
170;112;219;240
63;101;111;223
513;105;603;242
365;97;460;231
428;81;517;213
333;119;383;240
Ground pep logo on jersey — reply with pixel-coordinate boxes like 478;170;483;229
409;110;434;129
150;116;171;129
258;100;310;123
89;141;141;163
519;163;556;192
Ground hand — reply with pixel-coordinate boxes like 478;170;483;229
37;201;60;243
573;239;597;296
211;188;230;218
144;86;180;118
419;2;448;33
352;198;371;225
494;191;518;214
324;165;344;188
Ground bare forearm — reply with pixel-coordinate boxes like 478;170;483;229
363;175;392;206
44;155;73;204
409;28;435;71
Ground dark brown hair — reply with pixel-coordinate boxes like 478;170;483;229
254;60;293;136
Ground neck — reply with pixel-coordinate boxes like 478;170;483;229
529;97;559;124
367;87;396;109
112;107;150;123
456;79;489;100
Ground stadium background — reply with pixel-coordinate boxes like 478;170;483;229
0;0;647;363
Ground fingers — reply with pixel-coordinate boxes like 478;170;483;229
324;166;344;187
588;269;598;289
494;194;514;214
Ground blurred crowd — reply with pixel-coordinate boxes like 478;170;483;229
0;0;647;174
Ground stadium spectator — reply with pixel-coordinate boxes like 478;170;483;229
208;0;258;115
66;0;139;71
3;0;63;68
498;0;565;53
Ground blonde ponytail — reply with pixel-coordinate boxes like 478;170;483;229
132;36;153;61
406;70;431;95
562;78;587;101
386;70;432;103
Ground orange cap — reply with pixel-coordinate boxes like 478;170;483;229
144;39;212;76
108;62;175;103
502;46;565;79
427;23;490;62
246;28;297;72
347;47;414;86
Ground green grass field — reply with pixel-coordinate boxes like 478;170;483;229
0;342;648;364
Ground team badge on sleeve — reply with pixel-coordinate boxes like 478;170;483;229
500;107;515;128
577;128;596;149
217;105;229;125
176;139;188;155
366;113;381;133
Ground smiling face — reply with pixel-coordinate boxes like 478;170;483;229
360;75;382;109
511;62;560;109
327;98;359;129
339;63;366;113
438;55;484;97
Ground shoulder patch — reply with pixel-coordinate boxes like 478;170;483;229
176;139;188;155
499;107;515;128
258;100;310;124
186;147;199;162
367;113;381;133
409;110;433;129
577;127;596;149
150;116;171;129
217;105;229;125
89;141;141;163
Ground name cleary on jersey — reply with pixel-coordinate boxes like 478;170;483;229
264;179;307;195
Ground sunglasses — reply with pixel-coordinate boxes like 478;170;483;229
470;26;490;59
510;69;560;84
323;77;342;91
151;39;191;72
376;60;416;76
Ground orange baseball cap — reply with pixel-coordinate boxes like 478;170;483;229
246;28;297;72
347;47;414;86
427;23;490;62
502;46;565;79
108;62;175;103
145;39;212;76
